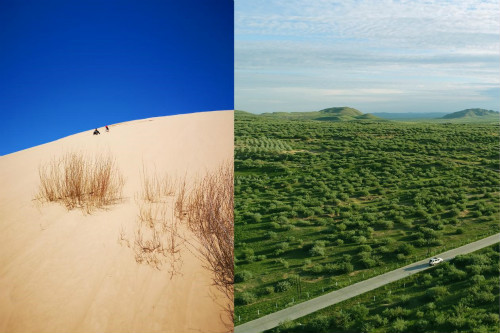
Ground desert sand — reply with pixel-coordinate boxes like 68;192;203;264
0;110;234;333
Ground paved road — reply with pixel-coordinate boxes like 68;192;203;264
235;233;500;333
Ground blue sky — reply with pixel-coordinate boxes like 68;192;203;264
0;0;233;155
235;0;499;114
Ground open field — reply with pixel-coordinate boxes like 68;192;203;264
234;111;499;324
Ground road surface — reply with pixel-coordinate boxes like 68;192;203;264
235;233;500;333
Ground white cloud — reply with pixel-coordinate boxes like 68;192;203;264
235;0;500;113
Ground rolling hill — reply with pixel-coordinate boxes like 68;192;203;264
442;108;499;119
259;107;383;122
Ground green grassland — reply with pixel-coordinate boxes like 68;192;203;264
268;243;500;333
234;111;499;324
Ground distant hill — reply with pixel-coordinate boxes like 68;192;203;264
373;112;449;120
260;107;383;122
442;108;499;119
235;110;257;117
319;107;363;117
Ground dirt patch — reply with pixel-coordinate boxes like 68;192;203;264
460;209;469;217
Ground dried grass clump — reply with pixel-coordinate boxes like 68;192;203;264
134;226;167;269
186;162;234;301
140;165;176;202
132;170;183;275
36;152;124;213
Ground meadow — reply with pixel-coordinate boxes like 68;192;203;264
234;111;499;324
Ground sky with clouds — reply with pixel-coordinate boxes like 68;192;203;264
235;0;500;113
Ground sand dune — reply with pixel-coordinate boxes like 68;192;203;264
0;110;234;333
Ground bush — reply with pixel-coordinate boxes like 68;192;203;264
470;274;486;286
270;222;280;229
36;152;124;212
413;319;429;332
361;257;377;268
311;264;324;274
275;280;292;292
371;314;388;327
340;262;354;274
324;264;336;274
355;236;367;244
350;304;369;321
275;258;289;268
266;231;278;239
235;270;253;283
264;286;274;295
310;244;326;256
277;242;290;250
383;306;410;320
274;320;296;333
426;286;448;301
413;238;427;247
377;246;391;254
359;245;372;253
244;212;262;223
389;319;408;333
241;248;256;262
397;243;415;256
378;220;394;230
235;292;256;305
396;253;406;261
308;315;330;332
446;266;467;282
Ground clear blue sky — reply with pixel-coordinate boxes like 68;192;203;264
0;0;233;155
235;0;499;114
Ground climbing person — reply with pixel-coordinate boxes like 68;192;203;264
93;128;100;135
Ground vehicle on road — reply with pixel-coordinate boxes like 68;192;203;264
429;257;443;266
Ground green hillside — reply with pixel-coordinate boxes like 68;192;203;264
319;107;363;117
260;107;383;122
442;109;499;120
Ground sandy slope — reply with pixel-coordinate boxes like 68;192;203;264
0;110;233;333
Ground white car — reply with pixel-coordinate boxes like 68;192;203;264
429;257;443;266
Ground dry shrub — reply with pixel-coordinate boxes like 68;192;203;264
175;176;188;220
36;152;124;213
132;170;183;275
140;165;176;202
186;162;234;301
123;163;233;326
134;226;167;269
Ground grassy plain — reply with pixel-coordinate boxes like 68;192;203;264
234;111;499;324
